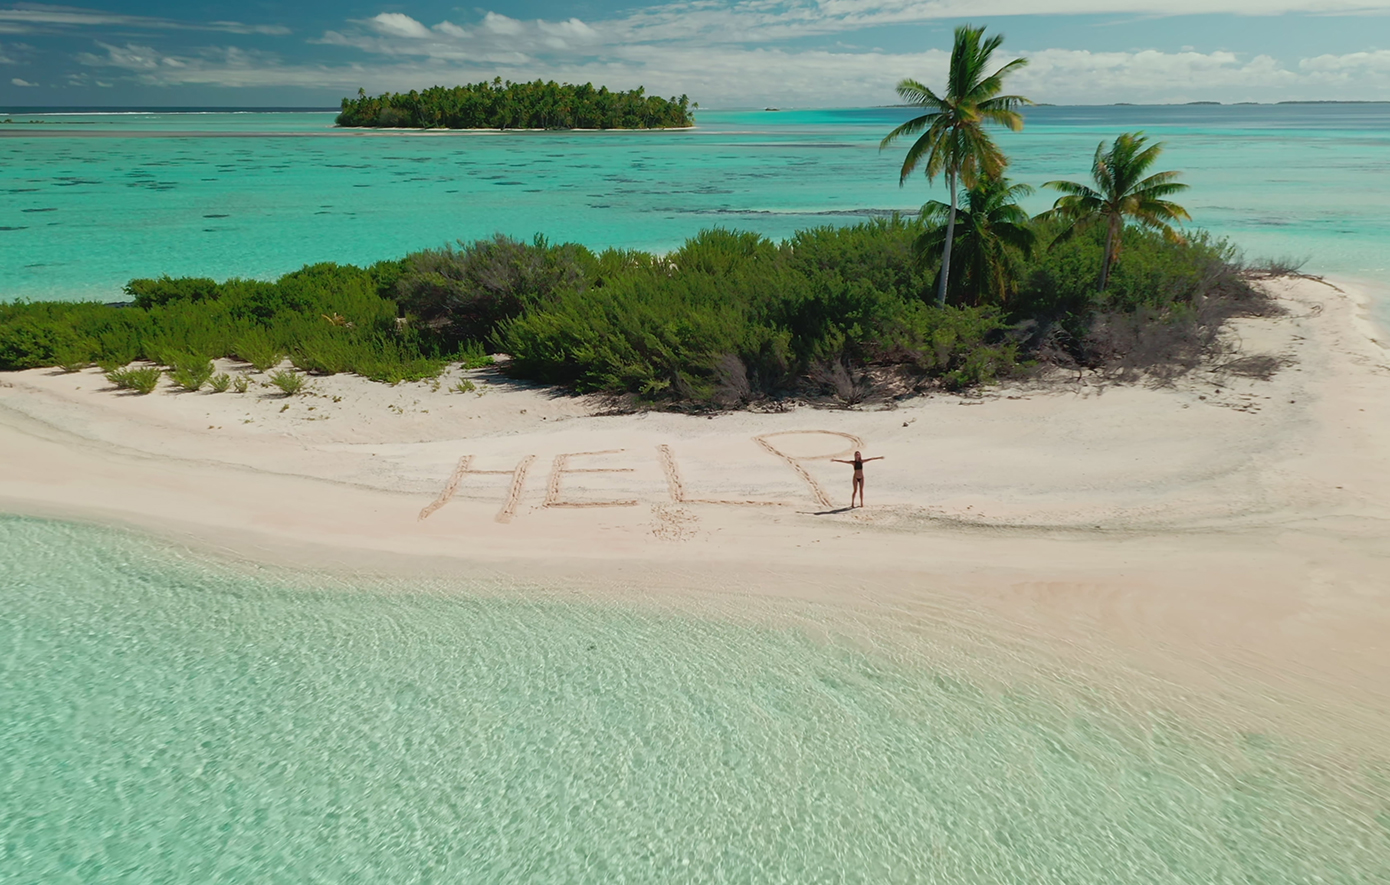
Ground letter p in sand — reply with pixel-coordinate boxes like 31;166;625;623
754;431;863;509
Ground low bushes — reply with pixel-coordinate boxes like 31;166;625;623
106;365;162;394
168;355;214;392
0;218;1264;408
0;261;440;384
268;369;306;396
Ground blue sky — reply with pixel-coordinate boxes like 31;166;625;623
2;1;1388;106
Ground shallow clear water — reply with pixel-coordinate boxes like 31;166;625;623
2;105;1387;307
2;515;1387;883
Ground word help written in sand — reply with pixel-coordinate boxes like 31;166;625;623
420;431;863;523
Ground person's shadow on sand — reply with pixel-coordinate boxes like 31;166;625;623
805;506;856;516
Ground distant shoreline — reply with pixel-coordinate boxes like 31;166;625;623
5;101;1388;116
0;127;698;139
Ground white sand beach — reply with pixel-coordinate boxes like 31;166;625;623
3;275;1389;731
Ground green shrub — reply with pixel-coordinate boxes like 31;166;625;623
456;340;492;369
291;331;356;375
395;234;594;346
167;355;214;391
106;366;162;394
125;276;220;309
878;303;1018;382
232;375;249;394
0;311;89;370
268;369;305;396
453;378;477;393
233;328;284;372
208;372;232;393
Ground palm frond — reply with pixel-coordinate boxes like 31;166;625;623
894;79;945;109
898;127;948;183
993;221;1037;257
1043;180;1100;200
1132;179;1189;201
918;200;955;226
1041;213;1099;249
879;111;936;150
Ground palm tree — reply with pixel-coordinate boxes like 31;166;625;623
917;176;1036;306
881;25;1030;306
1040;131;1191;292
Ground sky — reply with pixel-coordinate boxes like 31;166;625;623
1;1;1388;107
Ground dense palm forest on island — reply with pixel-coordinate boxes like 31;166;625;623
335;80;695;130
0;26;1284;407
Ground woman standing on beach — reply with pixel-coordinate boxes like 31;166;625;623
832;450;884;508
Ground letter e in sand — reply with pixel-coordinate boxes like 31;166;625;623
544;450;639;508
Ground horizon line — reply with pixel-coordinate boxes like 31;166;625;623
4;100;1389;114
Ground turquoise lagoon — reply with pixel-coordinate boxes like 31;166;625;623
4;106;1390;881
2;104;1388;308
2;515;1388;883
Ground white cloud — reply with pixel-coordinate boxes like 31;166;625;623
433;21;469;39
600;0;1390;45
51;2;1390;103
76;42;164;70
0;4;289;36
539;17;601;45
0;40;26;63
1009;48;1310;102
1300;48;1390;71
314;11;606;65
89;38;1390;105
10;75;34;85
481;12;525;36
368;13;432;39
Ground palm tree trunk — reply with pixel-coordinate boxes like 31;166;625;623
1099;216;1119;292
936;170;958;306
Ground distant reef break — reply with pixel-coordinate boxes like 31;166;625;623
335;80;695;130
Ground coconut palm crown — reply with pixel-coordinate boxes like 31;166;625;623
880;24;1031;306
1040;131;1192;292
917;176;1036;306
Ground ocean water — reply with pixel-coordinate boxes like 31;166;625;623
2;515;1388;883
4;107;1390;881
1;105;1387;308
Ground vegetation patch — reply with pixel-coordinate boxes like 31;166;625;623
0;217;1273;409
105;365;162;395
268;369;306;396
336;80;694;130
167;355;214;392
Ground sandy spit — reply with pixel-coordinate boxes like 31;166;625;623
3;275;1389;732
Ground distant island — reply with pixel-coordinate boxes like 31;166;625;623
335;79;695;130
